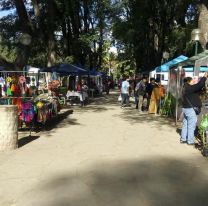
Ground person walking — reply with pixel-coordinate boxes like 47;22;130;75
121;76;130;107
78;79;88;107
181;74;208;145
135;77;147;111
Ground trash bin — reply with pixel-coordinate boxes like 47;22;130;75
0;105;18;151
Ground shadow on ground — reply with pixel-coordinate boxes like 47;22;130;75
41;109;79;132
17;109;78;146
74;92;120;113
19;157;208;206
114;108;176;129
18;135;40;148
74;91;176;130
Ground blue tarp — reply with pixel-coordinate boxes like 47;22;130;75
88;69;106;76
155;55;188;72
41;64;109;77
41;63;88;75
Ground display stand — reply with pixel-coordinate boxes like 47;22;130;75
0;70;61;134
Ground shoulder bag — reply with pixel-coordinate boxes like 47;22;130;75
185;96;201;115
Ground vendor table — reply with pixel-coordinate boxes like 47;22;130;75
66;91;80;105
66;91;80;98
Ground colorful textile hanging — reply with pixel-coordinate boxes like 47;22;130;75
19;101;36;123
7;87;12;96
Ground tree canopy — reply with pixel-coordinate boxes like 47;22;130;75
0;0;208;74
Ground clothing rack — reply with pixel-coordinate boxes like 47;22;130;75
0;97;34;99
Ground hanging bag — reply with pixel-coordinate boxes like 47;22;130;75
185;96;201;115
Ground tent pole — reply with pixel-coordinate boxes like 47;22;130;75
175;66;182;126
175;67;179;125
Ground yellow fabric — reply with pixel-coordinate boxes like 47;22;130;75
149;100;159;114
149;87;160;114
151;87;160;101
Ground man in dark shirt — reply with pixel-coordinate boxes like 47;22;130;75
146;78;155;110
181;74;208;145
135;77;147;111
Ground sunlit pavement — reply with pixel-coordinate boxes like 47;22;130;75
0;91;208;206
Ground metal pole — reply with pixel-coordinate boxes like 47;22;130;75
175;66;181;125
195;41;198;56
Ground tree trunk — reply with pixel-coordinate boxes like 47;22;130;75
14;0;33;34
198;4;208;49
46;0;56;66
31;0;41;17
14;0;34;69
83;0;89;32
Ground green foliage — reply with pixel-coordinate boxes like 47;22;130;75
0;0;113;69
112;0;207;72
161;94;176;117
199;114;208;146
0;0;207;72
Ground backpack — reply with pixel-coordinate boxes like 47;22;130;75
136;82;145;96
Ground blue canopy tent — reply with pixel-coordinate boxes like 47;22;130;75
150;55;188;85
88;69;101;76
88;69;108;77
41;63;88;75
155;55;188;72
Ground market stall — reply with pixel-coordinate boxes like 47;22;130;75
166;50;208;154
167;51;208;122
87;69;104;97
0;70;61;132
41;63;89;105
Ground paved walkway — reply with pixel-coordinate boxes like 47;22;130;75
0;92;208;206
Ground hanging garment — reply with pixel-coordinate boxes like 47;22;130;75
52;72;57;80
20;101;35;123
0;77;5;90
11;84;15;93
6;77;12;84
7;87;12;96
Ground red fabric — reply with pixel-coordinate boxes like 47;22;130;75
77;84;81;91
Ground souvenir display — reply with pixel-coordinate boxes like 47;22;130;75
0;71;62;128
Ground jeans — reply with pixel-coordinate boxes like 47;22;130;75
121;93;129;106
158;98;164;113
181;108;198;144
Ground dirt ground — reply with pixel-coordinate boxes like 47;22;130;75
0;91;208;206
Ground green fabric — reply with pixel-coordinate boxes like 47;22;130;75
7;87;12;96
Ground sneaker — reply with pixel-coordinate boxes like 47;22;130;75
187;143;195;146
180;140;187;144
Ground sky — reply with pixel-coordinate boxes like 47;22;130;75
0;10;15;18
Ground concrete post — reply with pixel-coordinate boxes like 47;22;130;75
0;105;18;151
